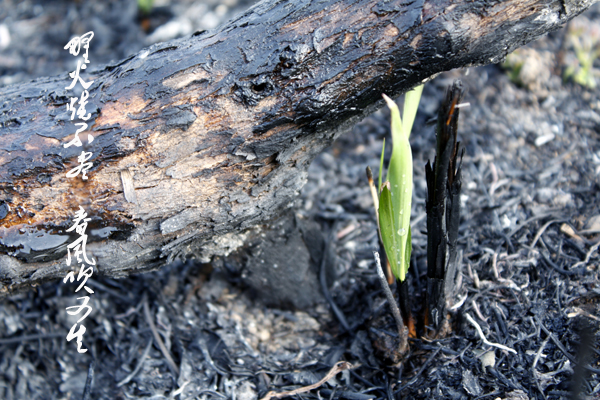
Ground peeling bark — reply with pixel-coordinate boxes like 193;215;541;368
0;0;596;295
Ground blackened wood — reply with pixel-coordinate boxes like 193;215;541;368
0;0;596;296
425;81;464;336
396;278;414;337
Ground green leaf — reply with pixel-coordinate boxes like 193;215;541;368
382;94;407;230
402;85;424;140
378;138;385;192
382;94;403;151
380;92;418;282
401;226;412;281
138;0;154;14
378;186;400;278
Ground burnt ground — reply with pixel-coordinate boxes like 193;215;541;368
1;1;600;399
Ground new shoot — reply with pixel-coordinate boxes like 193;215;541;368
368;85;423;282
367;85;423;357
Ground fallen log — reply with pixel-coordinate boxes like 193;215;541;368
0;0;595;296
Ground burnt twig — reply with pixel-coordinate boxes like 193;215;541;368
116;339;153;387
143;294;179;377
0;332;66;345
533;336;550;400
81;359;95;400
260;361;354;400
374;251;408;355
394;345;443;394
320;226;351;332
425;81;465;336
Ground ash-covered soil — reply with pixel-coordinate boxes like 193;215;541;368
1;1;599;399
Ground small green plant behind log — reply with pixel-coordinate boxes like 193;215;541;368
563;21;600;89
137;0;154;15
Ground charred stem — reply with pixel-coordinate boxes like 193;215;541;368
424;81;465;337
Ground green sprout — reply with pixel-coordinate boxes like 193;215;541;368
501;48;552;91
563;18;600;89
369;85;423;282
564;33;600;89
138;0;154;15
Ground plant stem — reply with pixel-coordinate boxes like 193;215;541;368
373;251;408;354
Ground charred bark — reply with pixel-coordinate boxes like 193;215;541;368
425;81;464;337
0;0;595;295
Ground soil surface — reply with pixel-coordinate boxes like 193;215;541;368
1;1;600;399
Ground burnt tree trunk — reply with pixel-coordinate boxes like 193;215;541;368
0;0;595;295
